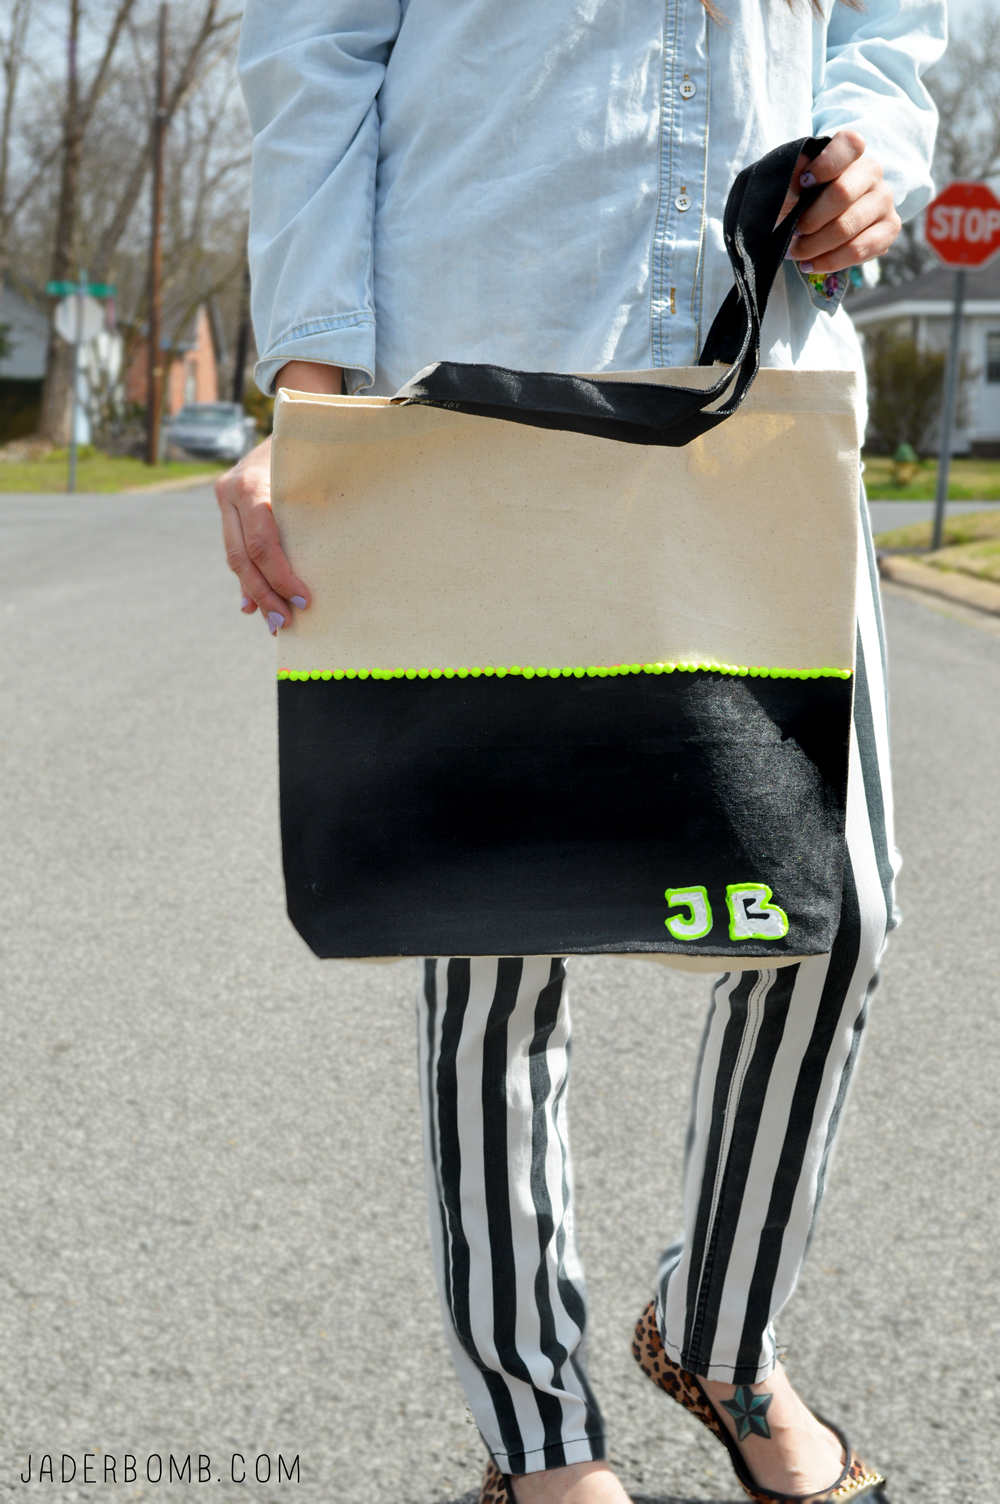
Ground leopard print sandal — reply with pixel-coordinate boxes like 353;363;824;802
632;1301;889;1504
480;1457;516;1502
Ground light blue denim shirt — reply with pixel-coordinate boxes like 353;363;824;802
239;0;945;400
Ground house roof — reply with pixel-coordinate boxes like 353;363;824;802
847;257;1000;325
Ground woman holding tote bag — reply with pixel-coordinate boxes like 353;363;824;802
218;1;943;1500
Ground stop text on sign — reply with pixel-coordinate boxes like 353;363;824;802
924;181;1000;268
929;204;1000;244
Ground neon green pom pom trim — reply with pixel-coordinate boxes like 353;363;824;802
277;662;853;682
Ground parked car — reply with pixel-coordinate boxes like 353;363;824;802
167;402;258;462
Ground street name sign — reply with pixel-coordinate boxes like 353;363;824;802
924;181;1000;268
46;279;117;298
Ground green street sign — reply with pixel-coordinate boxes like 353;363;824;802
45;279;116;298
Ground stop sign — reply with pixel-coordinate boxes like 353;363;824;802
925;181;1000;267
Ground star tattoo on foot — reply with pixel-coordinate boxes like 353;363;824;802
720;1385;773;1441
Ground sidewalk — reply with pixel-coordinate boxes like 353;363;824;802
878;552;1000;617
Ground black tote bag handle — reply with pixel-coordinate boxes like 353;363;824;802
392;136;829;448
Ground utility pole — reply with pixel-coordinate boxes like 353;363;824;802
146;2;167;465
67;269;86;493
231;262;251;404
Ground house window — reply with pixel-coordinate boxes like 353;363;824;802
987;331;1000;383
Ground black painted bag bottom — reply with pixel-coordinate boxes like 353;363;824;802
278;671;852;960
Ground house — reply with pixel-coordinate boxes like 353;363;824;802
847;259;1000;456
0;285;222;444
0;278;47;378
1;279;127;445
0;278;48;442
124;304;219;415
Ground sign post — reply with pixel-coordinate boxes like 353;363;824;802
923;181;1000;550
932;269;965;551
48;276;116;494
70;283;83;494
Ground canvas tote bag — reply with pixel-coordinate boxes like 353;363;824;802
270;137;862;971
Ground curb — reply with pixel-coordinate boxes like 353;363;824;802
877;553;1000;617
120;472;222;494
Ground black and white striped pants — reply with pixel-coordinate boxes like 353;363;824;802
416;500;898;1475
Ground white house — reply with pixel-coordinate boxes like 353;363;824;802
847;259;1000;455
1;278;126;444
0;278;47;379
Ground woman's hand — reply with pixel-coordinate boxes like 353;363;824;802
216;435;308;633
782;130;901;276
215;360;342;632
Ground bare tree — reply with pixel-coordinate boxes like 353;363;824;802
95;12;249;430
32;0;243;442
0;0;252;450
931;6;1000;183
881;4;1000;284
0;0;35;282
90;0;239;281
38;0;139;441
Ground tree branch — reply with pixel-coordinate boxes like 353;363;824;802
0;0;34;259
91;2;239;280
78;0;139;135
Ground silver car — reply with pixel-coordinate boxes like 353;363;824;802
168;402;258;462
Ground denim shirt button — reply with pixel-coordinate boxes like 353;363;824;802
679;77;696;99
675;192;693;212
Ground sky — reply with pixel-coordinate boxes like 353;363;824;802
947;0;989;32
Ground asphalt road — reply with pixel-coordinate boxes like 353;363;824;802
1;487;998;1504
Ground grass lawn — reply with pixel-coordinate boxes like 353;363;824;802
874;509;1000;584
863;454;1000;501
0;452;227;493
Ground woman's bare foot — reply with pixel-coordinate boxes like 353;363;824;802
510;1459;631;1504
702;1363;844;1496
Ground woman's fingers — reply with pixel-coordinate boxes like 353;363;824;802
794;153;882;237
779;128;901;274
792;184;900;274
219;497;288;630
215;436;311;630
777;130;866;221
797;129;866;193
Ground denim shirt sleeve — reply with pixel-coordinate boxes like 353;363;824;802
238;1;402;395
814;0;946;227
795;0;945;318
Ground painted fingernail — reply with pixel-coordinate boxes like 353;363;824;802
784;246;796;260
290;595;307;609
799;171;816;187
267;611;285;634
800;261;814;274
241;595;251;609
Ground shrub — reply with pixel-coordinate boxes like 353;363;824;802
865;331;971;456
